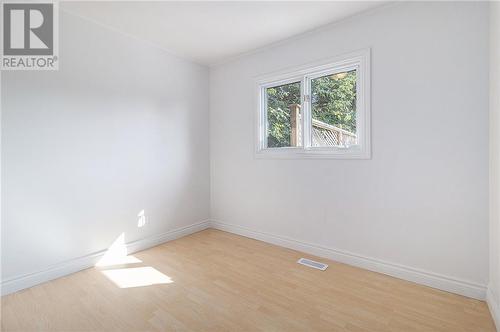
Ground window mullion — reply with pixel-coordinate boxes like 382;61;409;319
262;86;268;150
302;76;312;149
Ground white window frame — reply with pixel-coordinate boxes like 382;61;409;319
255;48;371;159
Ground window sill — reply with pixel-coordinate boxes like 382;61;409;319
254;147;371;160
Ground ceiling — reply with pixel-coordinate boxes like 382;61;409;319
62;1;387;66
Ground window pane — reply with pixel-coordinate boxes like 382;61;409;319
311;70;357;147
266;81;302;148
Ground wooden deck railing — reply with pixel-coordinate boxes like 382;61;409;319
289;104;357;147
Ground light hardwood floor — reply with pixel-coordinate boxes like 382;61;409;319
1;229;496;331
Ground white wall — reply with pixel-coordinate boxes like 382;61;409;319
210;2;489;296
489;1;500;329
1;11;210;282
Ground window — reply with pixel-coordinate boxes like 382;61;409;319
265;81;302;148
256;49;370;159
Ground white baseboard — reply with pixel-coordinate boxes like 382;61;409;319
2;219;488;302
487;287;500;331
210;220;487;300
1;220;211;296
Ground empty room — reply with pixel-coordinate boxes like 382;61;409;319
1;1;499;331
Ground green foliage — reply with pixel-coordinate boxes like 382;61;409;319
266;70;357;147
311;70;357;132
266;82;300;148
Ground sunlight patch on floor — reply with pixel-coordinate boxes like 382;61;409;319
101;267;173;288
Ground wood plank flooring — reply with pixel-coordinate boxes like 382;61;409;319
1;229;496;331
